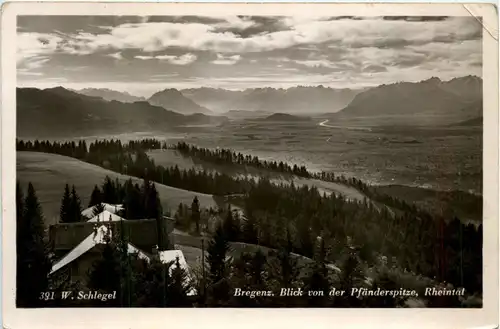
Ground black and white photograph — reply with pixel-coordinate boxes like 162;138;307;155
3;2;498;322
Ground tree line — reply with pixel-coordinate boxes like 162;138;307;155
17;138;483;304
17;139;252;196
15;179;394;308
175;177;482;297
175;141;310;177
14;138;442;215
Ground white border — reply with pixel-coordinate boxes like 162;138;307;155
2;3;499;329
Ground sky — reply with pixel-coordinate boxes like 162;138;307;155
17;15;482;97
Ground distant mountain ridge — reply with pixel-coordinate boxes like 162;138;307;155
336;76;482;124
148;88;213;115
181;88;245;112
223;109;272;119
259;113;312;122
181;86;362;114
75;88;146;103
17;87;227;138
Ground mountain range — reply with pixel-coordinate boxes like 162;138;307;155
258;113;312;122
148;88;213;115
335;76;482;124
69;76;482;124
17;87;227;138
181;86;361;114
76;88;146;103
20;75;482;137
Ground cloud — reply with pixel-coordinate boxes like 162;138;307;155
211;53;241;65
17;70;44;77
17;16;481;58
107;52;123;60
16;16;482;90
17;32;62;65
294;59;336;69
362;64;388;73
24;56;50;70
135;55;154;60
269;56;342;70
212;16;258;30
134;53;197;65
156;53;197;65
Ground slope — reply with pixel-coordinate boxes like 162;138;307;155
336;76;482;124
17;151;217;225
148;88;213;115
147;149;368;203
17;87;224;138
75;88;146;103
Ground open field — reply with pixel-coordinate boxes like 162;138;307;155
148;149;368;202
39;117;481;194
21;117;482;223
111;118;481;193
176;119;481;194
17;151;217;225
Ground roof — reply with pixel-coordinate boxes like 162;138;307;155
50;217;175;252
159;249;189;269
50;225;150;275
87;210;126;223
159;249;196;296
81;203;124;219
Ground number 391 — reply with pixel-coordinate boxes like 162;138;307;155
39;292;55;300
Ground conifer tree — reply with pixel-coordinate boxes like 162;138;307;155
141;177;151;210
123;179;143;219
207;223;232;305
365;269;405;307
134;257;170;307
231;250;270;306
222;205;236;240
242;214;258;244
250;249;267;287
117;219;134;307
88;185;102;208
88;241;122;306
145;182;167;250
334;252;366;307
177;203;184;218
101;176;116;204
275;240;300;290
264;228;302;306
17;183;51;307
91;203;106;218
16;182;24;238
303;237;330;307
69;185;83;222
168;256;193;306
191;196;201;234
59;184;71;223
175;202;190;230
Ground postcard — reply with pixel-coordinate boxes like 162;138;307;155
2;2;498;329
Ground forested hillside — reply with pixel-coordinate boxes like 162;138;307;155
16;138;482;308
